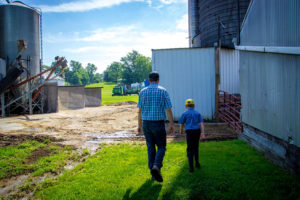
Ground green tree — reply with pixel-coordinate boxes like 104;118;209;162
47;57;100;85
134;56;152;82
105;62;122;82
120;50;151;84
86;63;97;83
94;73;102;83
103;71;110;82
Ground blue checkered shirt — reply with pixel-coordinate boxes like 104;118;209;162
137;83;172;121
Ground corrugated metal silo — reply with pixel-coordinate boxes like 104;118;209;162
188;0;200;47
189;0;251;48
0;1;41;77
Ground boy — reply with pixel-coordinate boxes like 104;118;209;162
179;99;205;172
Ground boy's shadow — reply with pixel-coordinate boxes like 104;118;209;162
122;179;162;200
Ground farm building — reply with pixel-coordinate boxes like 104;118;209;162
237;0;300;174
152;47;239;121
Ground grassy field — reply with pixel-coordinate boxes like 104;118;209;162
86;82;138;105
0;140;86;199
0;140;80;179
35;140;300;200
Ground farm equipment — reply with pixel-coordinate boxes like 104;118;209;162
112;83;141;96
112;86;125;96
125;87;140;95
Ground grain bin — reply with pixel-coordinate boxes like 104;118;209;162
0;1;41;77
188;0;251;48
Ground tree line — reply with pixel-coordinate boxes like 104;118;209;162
103;50;151;84
44;61;102;85
44;50;151;85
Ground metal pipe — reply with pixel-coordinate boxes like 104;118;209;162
9;57;64;91
1;94;4;117
28;56;32;115
237;0;241;44
235;46;300;55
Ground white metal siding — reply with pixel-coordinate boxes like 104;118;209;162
220;49;240;94
240;51;300;147
152;48;215;120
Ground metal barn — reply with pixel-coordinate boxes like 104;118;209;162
237;0;300;174
152;47;240;121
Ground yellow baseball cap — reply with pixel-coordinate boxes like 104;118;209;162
185;98;195;106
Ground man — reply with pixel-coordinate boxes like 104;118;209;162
137;71;175;182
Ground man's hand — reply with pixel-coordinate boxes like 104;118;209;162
200;132;205;139
166;108;175;134
137;108;142;134
138;126;142;134
168;125;175;134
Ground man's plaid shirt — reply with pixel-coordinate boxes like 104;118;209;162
137;83;172;121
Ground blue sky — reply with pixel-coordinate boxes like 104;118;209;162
1;0;188;73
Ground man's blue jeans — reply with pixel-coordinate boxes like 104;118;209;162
143;120;166;170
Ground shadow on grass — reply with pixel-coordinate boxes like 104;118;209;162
161;143;300;200
122;179;162;200
162;162;209;200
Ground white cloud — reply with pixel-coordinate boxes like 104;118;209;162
59;25;188;72
145;0;186;9
37;0;142;13
176;14;188;31
159;0;186;4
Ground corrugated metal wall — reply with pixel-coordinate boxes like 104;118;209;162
220;49;240;94
152;48;216;120
240;51;300;147
240;0;300;46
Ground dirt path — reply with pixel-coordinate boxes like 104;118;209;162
0;104;140;151
0;103;237;152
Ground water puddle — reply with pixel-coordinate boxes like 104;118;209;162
80;131;144;154
82;131;139;139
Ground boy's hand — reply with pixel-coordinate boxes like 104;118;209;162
200;132;205;139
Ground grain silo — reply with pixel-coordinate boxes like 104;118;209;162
188;0;251;48
0;1;41;76
0;1;42;116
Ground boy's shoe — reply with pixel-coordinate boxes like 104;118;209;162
195;162;201;168
189;168;194;173
151;165;163;182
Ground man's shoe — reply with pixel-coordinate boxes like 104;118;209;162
151;165;163;182
195;162;201;168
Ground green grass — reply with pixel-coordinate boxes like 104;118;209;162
86;82;138;105
35;140;300;200
0;141;80;179
0;141;44;179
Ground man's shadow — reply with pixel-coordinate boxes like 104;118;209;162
122;179;162;200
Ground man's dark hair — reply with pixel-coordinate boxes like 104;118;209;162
149;71;159;82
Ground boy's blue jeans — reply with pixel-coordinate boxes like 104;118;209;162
142;120;166;170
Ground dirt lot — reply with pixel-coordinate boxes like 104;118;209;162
0;103;237;153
